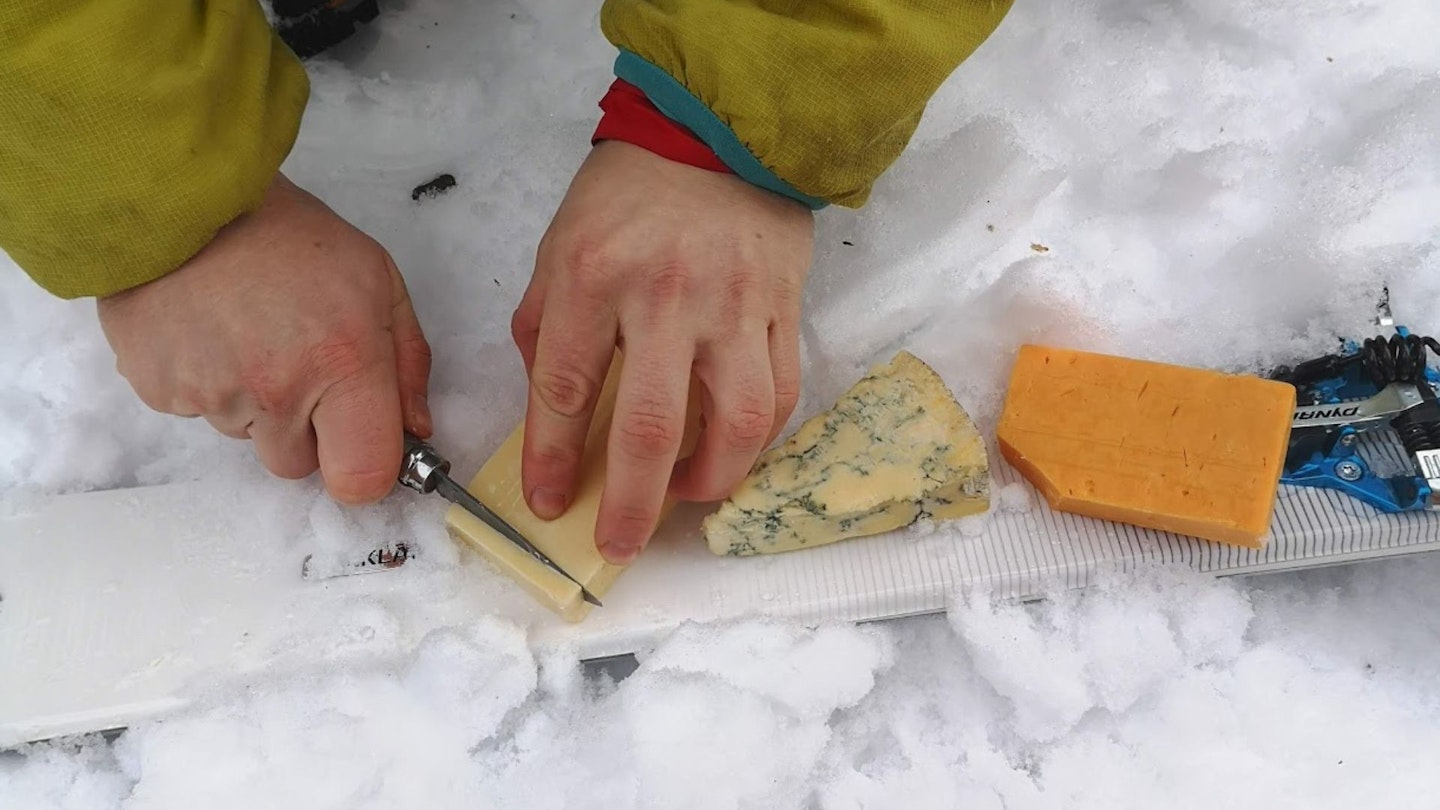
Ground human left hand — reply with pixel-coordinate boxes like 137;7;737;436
96;172;433;505
511;141;815;564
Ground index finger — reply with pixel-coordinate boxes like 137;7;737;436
520;284;619;520
595;333;694;564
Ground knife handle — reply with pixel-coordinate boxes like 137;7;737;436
399;432;450;494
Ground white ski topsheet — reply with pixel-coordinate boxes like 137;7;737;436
4;435;1440;747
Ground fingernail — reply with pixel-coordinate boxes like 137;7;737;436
530;486;567;519
410;393;432;436
598;539;638;566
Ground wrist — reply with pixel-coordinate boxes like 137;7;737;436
100;171;294;305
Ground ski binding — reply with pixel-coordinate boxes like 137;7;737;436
1268;310;1440;513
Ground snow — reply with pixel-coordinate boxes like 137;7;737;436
4;0;1440;805
8;564;1440;807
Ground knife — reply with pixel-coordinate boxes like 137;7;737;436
398;432;602;607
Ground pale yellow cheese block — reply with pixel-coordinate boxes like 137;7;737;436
702;350;991;556
445;351;700;622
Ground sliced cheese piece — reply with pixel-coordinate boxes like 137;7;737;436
446;351;701;622
995;344;1295;548
702;350;990;556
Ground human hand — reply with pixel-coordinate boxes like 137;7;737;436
97;172;433;503
512;141;815;564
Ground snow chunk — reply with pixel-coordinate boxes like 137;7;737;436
996;482;1032;513
948;565;1255;741
618;621;893;809
636;620;894;719
403;618;538;748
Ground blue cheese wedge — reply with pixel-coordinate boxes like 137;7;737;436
703;350;990;556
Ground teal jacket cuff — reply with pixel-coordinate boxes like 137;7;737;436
613;49;829;211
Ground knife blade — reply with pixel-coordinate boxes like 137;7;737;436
398;432;601;607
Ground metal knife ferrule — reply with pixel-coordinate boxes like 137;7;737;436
400;434;450;493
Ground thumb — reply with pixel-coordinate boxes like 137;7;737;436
387;256;434;438
311;336;404;505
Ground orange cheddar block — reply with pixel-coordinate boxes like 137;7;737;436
996;344;1296;548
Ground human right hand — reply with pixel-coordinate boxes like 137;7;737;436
511;142;814;565
96;172;433;503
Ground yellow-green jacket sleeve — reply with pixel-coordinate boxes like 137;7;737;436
600;0;1013;209
0;0;310;299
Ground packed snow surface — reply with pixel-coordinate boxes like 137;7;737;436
4;0;1440;806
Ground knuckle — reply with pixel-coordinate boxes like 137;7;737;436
111;357;179;414
533;364;601;419
720;400;774;450
111;354;139;385
273;460;318;481
241;364;297;416
132;384;170;414
770;274;803;316
120;370;167;412
643;262;694;303
773;270;801;299
306;331;374;381
329;468;395;505
609;502;659;534
616;404;682;460
535;227;557;262
397;331;433;373
559;238;615;293
262;447;319;480
175;382;229;416
720;268;763;311
774;373;801;416
510;306;533;343
527;439;581;476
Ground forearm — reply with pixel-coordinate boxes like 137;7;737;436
0;0;310;299
599;0;1014;209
